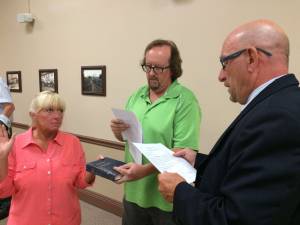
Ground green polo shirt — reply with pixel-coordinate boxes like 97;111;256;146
124;80;201;212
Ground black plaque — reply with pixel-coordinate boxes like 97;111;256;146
86;157;125;181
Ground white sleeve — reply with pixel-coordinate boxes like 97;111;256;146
0;77;13;103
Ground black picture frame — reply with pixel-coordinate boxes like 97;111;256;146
81;66;106;96
6;71;22;92
39;69;58;93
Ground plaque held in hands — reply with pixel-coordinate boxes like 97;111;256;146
86;157;125;181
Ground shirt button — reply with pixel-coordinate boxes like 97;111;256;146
23;166;26;169
47;159;50;162
48;171;51;175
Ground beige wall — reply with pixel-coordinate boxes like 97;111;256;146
1;0;300;154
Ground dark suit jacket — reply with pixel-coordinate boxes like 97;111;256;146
173;74;300;225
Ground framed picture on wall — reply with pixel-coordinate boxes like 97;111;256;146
39;69;58;93
6;71;22;92
81;66;106;96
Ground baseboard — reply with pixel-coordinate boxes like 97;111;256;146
78;189;123;217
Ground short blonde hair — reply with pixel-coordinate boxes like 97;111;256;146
29;91;66;113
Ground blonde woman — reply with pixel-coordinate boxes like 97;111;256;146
0;91;95;225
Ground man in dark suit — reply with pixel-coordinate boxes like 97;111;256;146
158;19;300;225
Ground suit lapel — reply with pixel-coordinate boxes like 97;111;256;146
208;74;298;155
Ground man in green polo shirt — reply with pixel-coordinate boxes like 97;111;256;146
111;39;201;225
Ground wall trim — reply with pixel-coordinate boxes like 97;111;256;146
12;122;29;130
78;189;123;217
12;122;125;151
12;121;123;217
77;134;124;150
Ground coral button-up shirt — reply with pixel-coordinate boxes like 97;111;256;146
0;128;91;225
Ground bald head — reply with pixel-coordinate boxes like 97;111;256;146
219;20;290;105
224;19;289;64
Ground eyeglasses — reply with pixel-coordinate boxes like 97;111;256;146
220;47;272;70
141;64;170;74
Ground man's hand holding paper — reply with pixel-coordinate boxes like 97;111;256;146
112;108;142;164
158;172;185;203
173;148;197;167
110;119;130;142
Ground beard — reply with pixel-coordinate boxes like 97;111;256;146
148;78;160;91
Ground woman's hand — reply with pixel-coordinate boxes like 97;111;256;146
85;171;96;184
0;125;15;159
0;125;15;181
85;154;105;184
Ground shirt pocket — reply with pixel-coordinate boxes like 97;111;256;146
15;162;36;173
14;162;37;189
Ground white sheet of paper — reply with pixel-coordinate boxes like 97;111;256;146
112;108;142;164
133;143;196;183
